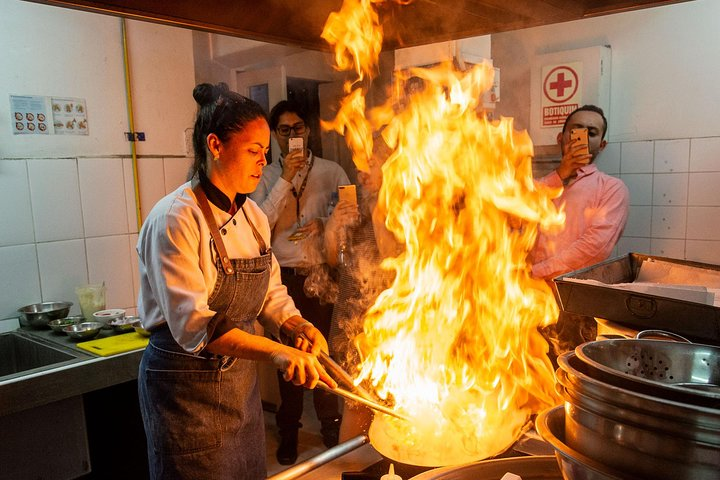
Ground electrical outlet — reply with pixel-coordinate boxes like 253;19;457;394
124;131;146;141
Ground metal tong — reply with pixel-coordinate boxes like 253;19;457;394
299;333;410;422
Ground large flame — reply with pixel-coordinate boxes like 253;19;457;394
323;0;564;466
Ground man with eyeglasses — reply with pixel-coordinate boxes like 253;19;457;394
250;99;349;465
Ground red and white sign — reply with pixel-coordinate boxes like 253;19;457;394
541;62;583;127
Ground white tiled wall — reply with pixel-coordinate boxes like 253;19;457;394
0;156;192;320
614;136;720;266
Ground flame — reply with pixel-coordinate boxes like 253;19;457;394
323;0;564;466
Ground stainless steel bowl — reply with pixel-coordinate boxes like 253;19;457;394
564;400;720;479
63;321;103;340
18;301;73;329
557;352;720;479
108;316;136;333
536;406;626;480
48;316;82;333
557;352;720;443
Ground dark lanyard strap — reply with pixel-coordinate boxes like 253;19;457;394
280;154;315;223
240;207;269;255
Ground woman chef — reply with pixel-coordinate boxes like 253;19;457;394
137;82;336;480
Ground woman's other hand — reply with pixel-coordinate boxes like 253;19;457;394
271;344;337;389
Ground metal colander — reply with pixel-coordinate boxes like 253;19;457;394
575;337;720;407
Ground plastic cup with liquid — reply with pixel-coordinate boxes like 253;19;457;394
75;283;107;320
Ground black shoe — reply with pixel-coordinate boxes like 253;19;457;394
276;430;298;465
320;417;341;448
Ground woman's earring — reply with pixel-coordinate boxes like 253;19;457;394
213;155;220;162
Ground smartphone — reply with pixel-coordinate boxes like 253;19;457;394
288;136;304;153
338;184;357;205
570;128;589;157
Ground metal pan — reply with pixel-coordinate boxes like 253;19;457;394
575;336;720;407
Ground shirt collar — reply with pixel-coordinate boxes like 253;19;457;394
576;162;598;179
198;170;246;213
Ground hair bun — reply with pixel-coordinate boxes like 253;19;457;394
193;82;232;107
193;83;216;106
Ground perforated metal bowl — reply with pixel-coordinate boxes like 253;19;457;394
575;338;720;406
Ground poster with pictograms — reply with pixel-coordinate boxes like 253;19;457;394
541;62;583;127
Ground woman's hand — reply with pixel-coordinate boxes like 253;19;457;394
294;323;329;356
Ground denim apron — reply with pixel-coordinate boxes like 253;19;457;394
139;185;271;480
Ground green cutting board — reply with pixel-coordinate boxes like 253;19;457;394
76;332;149;357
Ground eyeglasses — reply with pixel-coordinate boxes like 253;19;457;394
276;122;306;137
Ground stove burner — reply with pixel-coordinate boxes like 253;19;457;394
342;458;431;480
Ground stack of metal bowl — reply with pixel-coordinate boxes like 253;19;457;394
537;337;720;479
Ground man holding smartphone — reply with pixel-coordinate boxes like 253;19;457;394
530;105;629;360
250;100;350;465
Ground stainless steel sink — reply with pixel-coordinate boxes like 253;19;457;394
0;331;81;381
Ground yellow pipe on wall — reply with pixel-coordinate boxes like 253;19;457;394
121;18;143;231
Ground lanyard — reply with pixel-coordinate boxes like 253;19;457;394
280;154;315;225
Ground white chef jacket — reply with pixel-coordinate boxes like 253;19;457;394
136;181;300;353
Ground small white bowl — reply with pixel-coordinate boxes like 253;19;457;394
93;308;125;328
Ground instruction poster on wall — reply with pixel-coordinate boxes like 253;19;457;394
51;97;88;135
9;94;88;135
9;95;50;135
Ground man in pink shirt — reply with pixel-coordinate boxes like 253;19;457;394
531;105;629;357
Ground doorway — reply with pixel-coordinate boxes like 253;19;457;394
287;77;323;159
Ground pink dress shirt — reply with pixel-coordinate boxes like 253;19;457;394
531;163;630;280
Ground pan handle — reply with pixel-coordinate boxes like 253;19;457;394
635;329;691;343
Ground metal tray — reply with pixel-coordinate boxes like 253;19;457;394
554;253;720;345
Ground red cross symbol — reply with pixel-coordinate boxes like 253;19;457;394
543;66;579;103
551;73;572;97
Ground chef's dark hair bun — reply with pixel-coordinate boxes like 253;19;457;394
189;82;268;179
193;82;230;107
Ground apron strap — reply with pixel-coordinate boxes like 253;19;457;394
192;179;235;275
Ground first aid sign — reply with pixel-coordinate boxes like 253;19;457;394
541;62;583;127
